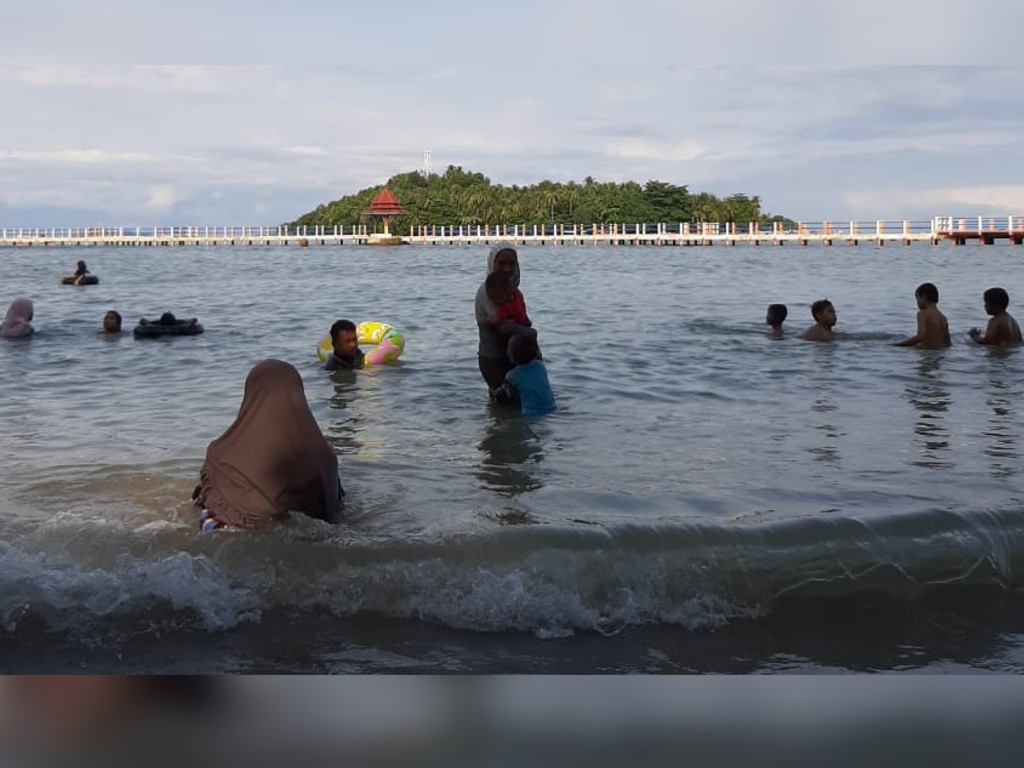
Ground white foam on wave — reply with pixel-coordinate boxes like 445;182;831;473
0;542;260;633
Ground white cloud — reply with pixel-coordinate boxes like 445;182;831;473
2;63;1024;225
145;185;178;212
845;185;1024;217
604;139;706;163
283;145;331;157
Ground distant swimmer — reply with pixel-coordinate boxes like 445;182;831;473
102;310;122;333
0;298;34;338
969;287;1023;346
894;282;950;348
766;303;788;339
802;299;836;342
73;260;89;286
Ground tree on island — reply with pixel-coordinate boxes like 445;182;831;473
288;166;795;231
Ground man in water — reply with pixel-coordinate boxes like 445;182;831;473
324;319;365;371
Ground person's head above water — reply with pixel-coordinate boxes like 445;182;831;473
507;332;539;366
766;304;788;326
1;298;34;337
810;299;836;327
76;260;88;273
915;282;939;308
983;286;1010;315
158;312;177;326
330;319;359;358
102;310;122;333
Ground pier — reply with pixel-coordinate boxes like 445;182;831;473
1;217;1022;247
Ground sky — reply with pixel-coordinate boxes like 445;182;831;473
2;0;1024;227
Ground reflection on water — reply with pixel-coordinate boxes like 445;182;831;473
807;344;843;465
905;351;953;470
983;352;1019;478
476;406;546;501
325;376;363;456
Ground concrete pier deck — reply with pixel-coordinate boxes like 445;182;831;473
1;217;1021;247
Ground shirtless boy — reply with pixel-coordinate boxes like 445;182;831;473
894;282;950;348
803;299;837;341
969;287;1023;346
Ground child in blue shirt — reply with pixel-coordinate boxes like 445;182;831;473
492;332;556;416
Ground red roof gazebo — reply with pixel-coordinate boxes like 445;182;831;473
364;188;409;236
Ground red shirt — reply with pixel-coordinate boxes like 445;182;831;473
495;289;530;326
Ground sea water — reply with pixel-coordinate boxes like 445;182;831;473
0;241;1022;672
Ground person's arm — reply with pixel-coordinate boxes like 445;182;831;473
970;317;1001;345
894;311;925;346
496;319;537;337
491;380;520;408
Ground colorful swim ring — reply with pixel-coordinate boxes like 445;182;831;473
317;321;405;364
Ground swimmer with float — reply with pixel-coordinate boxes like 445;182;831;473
319;319;405;369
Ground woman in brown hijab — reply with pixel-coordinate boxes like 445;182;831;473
194;359;342;530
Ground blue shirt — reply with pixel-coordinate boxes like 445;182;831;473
505;360;557;416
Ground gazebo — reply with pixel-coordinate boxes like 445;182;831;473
364;188;409;244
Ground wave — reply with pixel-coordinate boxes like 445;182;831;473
3;504;1023;641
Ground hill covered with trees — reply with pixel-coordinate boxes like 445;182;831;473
289;166;795;230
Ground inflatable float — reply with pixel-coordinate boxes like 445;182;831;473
61;275;99;285
133;317;204;339
317;321;405;364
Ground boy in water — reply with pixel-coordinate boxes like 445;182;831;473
324;319;365;370
803;299;837;341
969;287;1023;346
102;310;122;333
492;332;556;416
766;303;787;339
894;282;950;348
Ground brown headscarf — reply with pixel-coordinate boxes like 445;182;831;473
196;359;341;528
0;298;35;338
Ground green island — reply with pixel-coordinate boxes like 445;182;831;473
289;166;795;229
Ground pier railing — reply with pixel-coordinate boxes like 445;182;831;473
1;217;1022;246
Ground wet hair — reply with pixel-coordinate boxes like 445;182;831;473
766;304;788;324
485;271;511;298
984;287;1010;312
159;311;177;325
104;310;122;331
76;260;88;273
810;299;833;320
330;319;357;344
508;332;539;366
915;282;939;303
